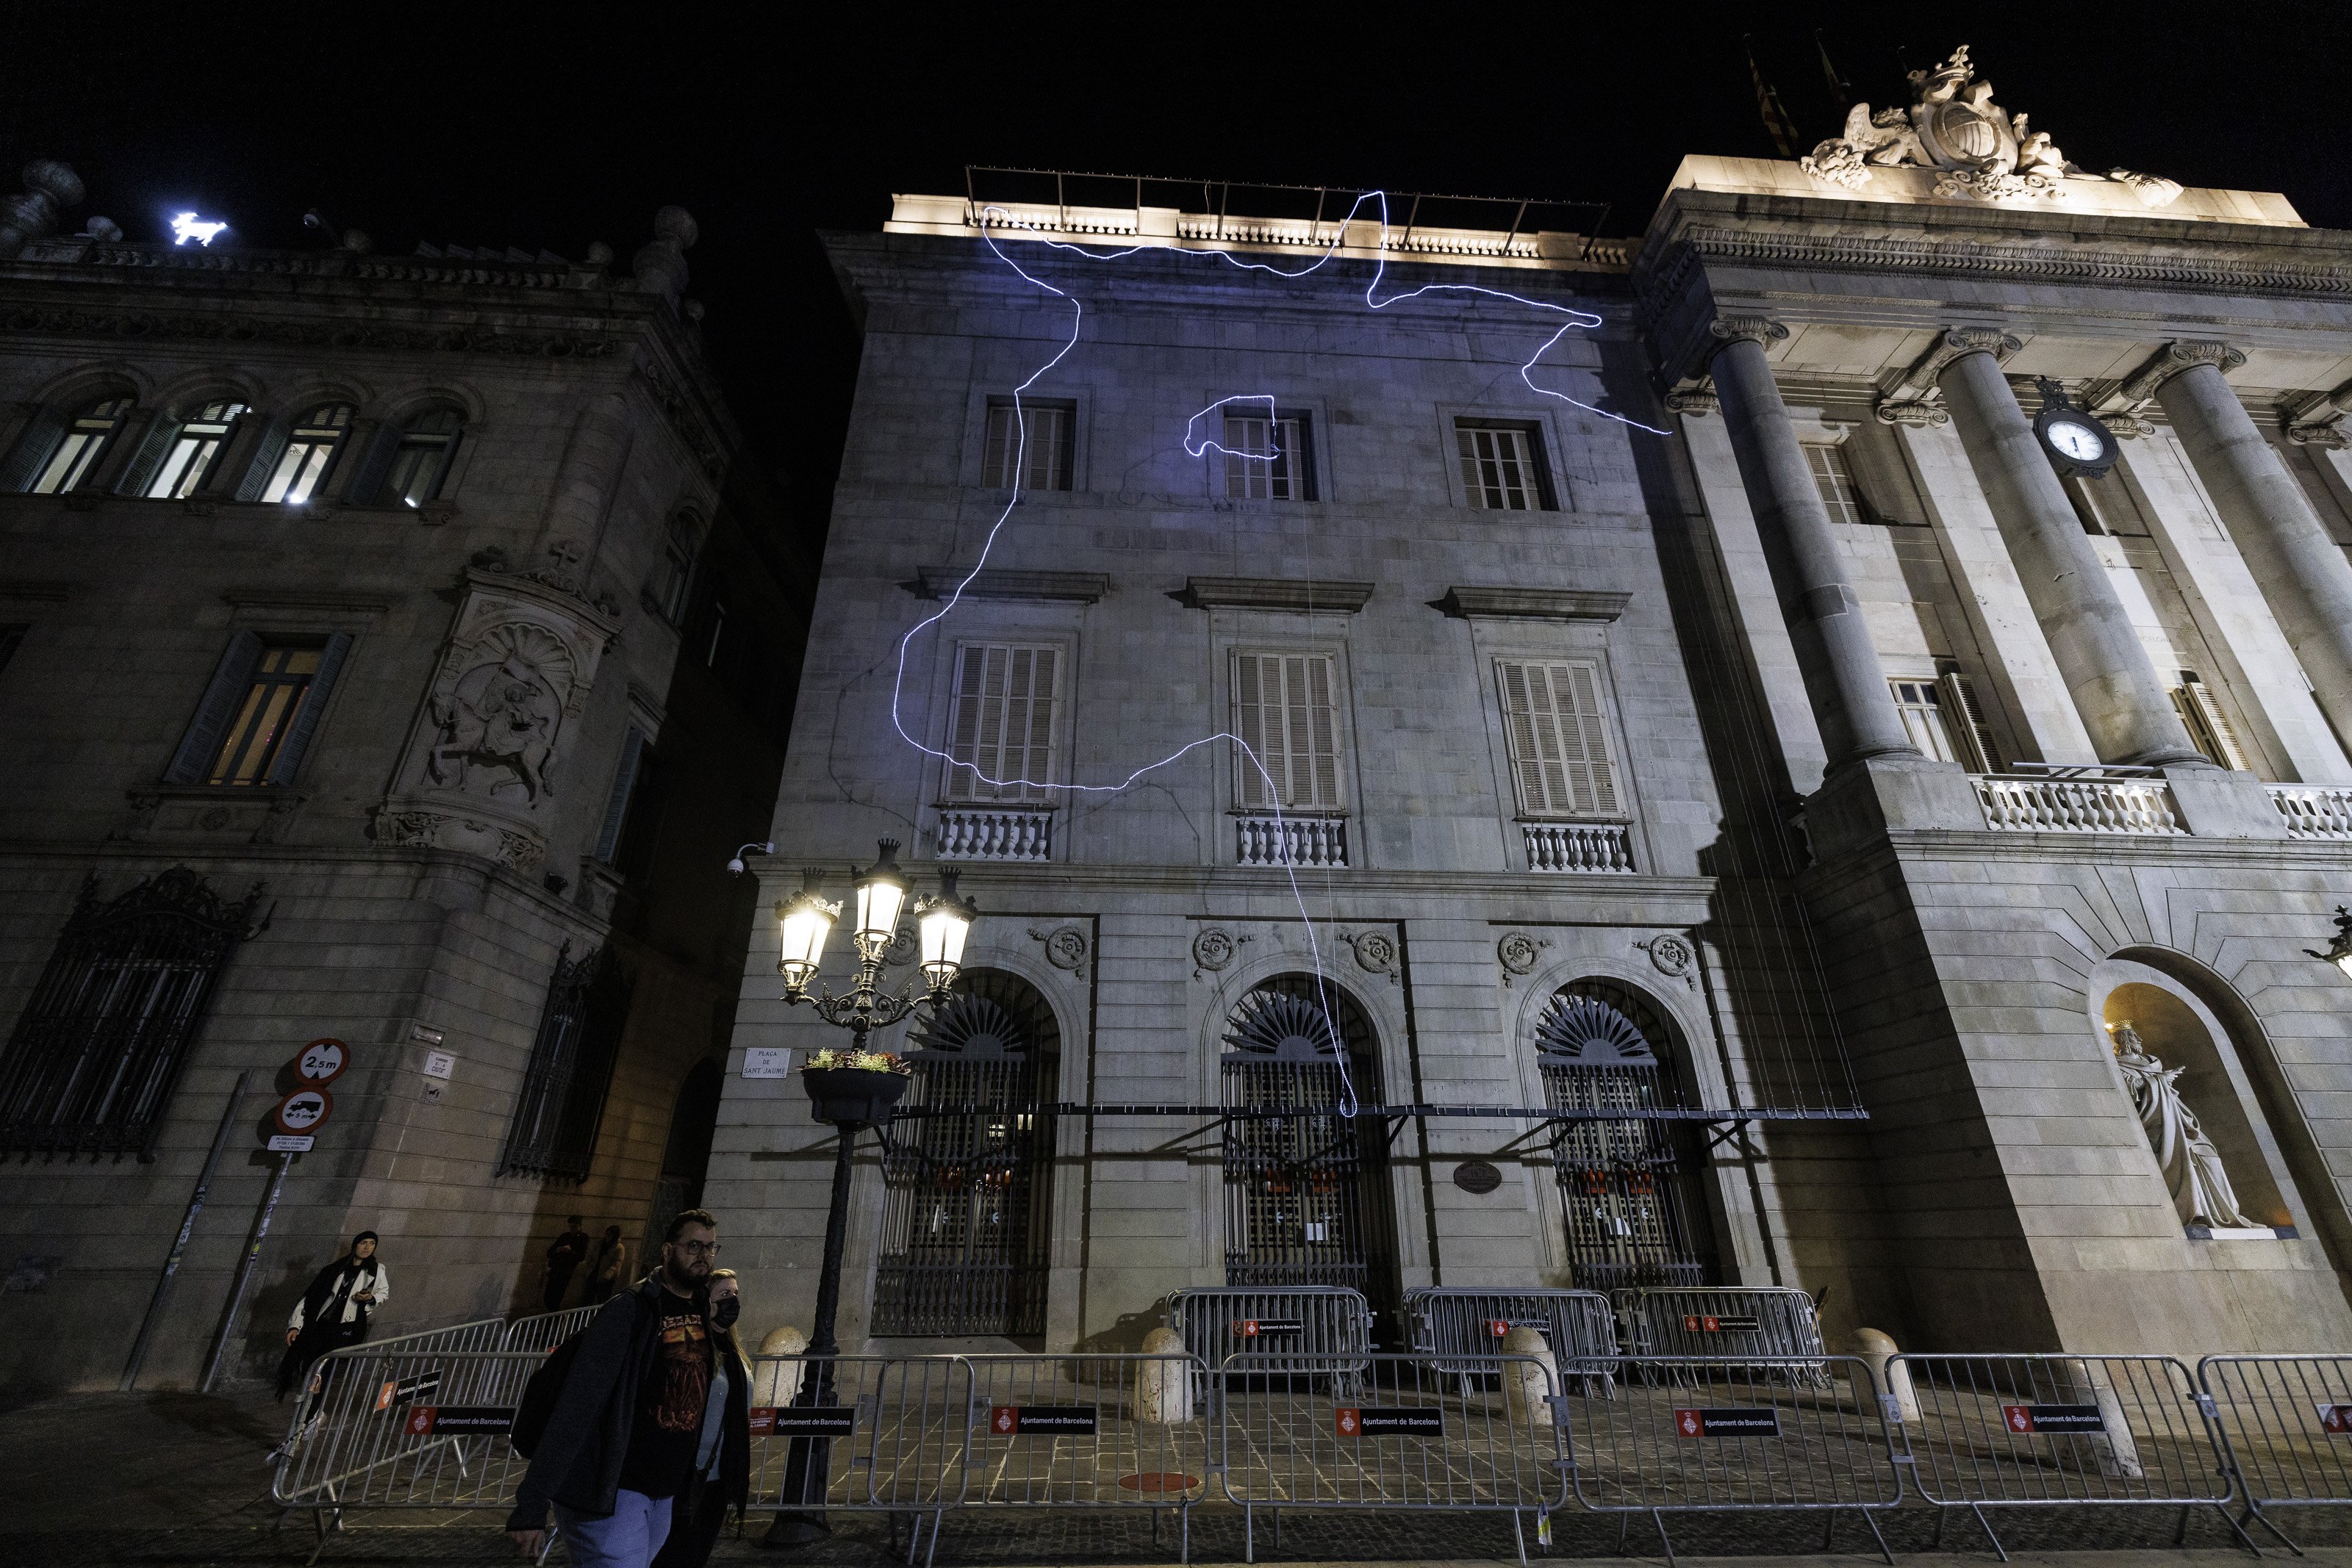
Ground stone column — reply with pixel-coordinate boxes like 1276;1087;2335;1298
1707;317;1918;769
1937;337;2204;766
2155;344;2352;752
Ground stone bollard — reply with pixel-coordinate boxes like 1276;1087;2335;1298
2061;1357;2145;1481
1849;1328;1922;1427
1136;1326;1193;1424
756;1323;807;1407
1501;1326;1560;1428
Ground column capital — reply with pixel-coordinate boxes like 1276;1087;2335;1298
1707;314;1790;353
1663;379;1718;418
1876;326;2022;424
2118;339;2248;406
2282;376;2352;447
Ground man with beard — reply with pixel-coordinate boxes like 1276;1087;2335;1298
506;1209;745;1568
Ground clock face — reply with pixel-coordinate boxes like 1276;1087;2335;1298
2046;418;2107;462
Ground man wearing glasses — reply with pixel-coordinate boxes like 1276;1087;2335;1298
509;1209;745;1567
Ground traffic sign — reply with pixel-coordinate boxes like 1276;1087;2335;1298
294;1038;350;1085
273;1087;333;1135
266;1134;316;1153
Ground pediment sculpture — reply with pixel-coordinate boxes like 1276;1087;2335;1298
1800;45;2182;209
2112;1023;2250;1229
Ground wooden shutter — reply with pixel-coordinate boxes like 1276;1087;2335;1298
336;421;398;504
110;412;181;497
946;644;1059;802
2174;674;2251;771
165;631;265;783
593;727;648;862
232;417;291;502
1938;670;2001;773
981;404;1017;489
265;633;351;785
1232;652;1341;810
0;406;65;493
1496;659;1621;817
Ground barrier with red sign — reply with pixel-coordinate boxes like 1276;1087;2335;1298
1403;1286;1619;1384
1894;1353;2243;1558
1611;1287;1827;1375
1164;1285;1370;1403
2198;1353;2352;1550
1563;1356;1901;1564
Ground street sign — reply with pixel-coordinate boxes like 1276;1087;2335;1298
422;1050;456;1081
265;1134;315;1153
742;1048;793;1079
294;1038;349;1085
273;1088;332;1136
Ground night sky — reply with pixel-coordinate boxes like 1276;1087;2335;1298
10;5;2348;544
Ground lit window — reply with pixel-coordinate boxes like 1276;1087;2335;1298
261;403;354;503
1455;421;1551;510
1224;413;1312;500
980;400;1072;491
30;397;134;494
146;401;250;499
207;643;323;785
384;407;463;506
1804;442;1871;526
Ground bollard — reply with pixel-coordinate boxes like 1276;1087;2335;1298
756;1325;808;1407
1849;1327;1921;1425
1137;1326;1193;1424
1500;1326;1557;1427
2061;1356;2145;1480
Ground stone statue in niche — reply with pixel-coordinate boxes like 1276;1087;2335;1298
2112;1023;2251;1229
426;626;568;802
1800;44;2181;209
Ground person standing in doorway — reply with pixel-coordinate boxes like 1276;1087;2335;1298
588;1224;630;1303
544;1216;590;1312
506;1209;723;1567
650;1269;749;1568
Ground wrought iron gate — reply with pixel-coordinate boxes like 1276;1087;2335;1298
873;969;1057;1336
1220;976;1397;1302
1536;979;1709;1290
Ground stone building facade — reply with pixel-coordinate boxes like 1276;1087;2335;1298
710;57;2352;1359
0;164;803;1395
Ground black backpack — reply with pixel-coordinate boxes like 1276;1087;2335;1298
510;1326;589;1459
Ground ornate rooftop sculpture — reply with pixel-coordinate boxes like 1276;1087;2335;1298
1800;45;2182;209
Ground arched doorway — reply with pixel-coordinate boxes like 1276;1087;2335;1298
872;968;1060;1337
646;1059;722;1256
1219;974;1401;1331
1535;978;1714;1290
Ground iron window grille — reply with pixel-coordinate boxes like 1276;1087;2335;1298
499;943;634;1182
384;407;463;507
980;399;1075;491
26;396;134;494
146;401;250;499
2173;669;2253;772
874;970;1059;1337
1536;979;1711;1291
1219;977;1397;1302
261;403;354;503
1455;420;1556;511
0;868;265;1160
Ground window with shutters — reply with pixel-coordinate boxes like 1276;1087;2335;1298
146;401;249;500
1804;442;1872;526
1888;678;1962;763
1223;411;1315;501
1495;659;1621;819
980;400;1074;492
1231;651;1344;812
943;644;1061;802
384;406;464;506
2173;670;2252;772
1455;420;1555;511
260;403;353;503
166;631;351;787
26;396;134;494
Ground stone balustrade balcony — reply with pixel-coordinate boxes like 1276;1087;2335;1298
1972;774;2184;835
1522;820;1635;873
1234;813;1348;868
934;805;1053;862
2270;784;2352;839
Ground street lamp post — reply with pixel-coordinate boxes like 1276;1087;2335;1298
2307;907;2352;979
765;840;975;1550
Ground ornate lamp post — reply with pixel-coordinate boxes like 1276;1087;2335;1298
766;839;975;1549
2307;907;2352;979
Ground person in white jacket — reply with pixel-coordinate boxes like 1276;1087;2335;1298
276;1231;390;1405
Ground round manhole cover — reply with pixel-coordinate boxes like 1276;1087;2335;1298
1453;1159;1502;1194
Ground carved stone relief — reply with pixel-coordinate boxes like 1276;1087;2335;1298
1339;929;1400;983
1191;926;1247;978
1635;932;1699;990
1030;924;1090;977
1496;931;1551;987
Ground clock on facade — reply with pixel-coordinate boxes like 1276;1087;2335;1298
2031;377;2118;478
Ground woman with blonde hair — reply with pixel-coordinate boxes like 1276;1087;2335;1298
649;1268;749;1568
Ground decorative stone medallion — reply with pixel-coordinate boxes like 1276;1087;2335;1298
1341;929;1399;981
1029;924;1089;975
1452;1160;1503;1195
1192;926;1248;979
1496;931;1550;986
1644;934;1694;978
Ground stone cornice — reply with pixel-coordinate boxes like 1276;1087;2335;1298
914;567;1111;603
1177;576;1375;613
1433;586;1632;622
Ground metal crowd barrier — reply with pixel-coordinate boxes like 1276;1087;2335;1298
1405;1286;1618;1381
1216;1351;1568;1565
2199;1353;2352;1552
1614;1287;1829;1385
347;1315;509;1357
499;1303;603;1352
271;1348;546;1515
1165;1285;1372;1400
1894;1353;2246;1559
1561;1355;1902;1567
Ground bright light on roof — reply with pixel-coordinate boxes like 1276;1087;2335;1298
170;212;228;247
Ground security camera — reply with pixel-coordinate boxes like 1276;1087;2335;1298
726;841;777;876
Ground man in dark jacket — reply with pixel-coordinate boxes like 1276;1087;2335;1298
542;1217;590;1312
506;1209;746;1567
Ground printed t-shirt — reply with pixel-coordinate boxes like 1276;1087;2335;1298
617;1298;712;1498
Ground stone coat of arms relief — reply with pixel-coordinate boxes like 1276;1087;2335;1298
376;563;617;872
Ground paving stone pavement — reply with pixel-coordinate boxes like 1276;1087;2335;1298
12;1386;2352;1567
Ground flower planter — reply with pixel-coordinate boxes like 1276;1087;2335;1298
800;1066;910;1126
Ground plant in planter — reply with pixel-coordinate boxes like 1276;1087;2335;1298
800;1047;913;1126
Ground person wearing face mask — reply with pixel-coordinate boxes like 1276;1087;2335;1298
649;1270;750;1568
